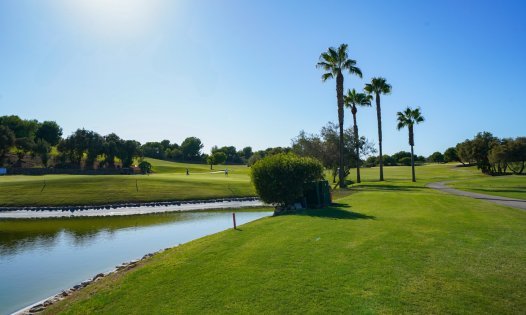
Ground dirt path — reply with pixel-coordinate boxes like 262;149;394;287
427;181;526;211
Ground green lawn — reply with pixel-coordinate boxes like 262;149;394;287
44;165;526;314
448;175;526;200
0;159;254;206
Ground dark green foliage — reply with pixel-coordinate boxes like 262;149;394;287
14;137;35;166
399;156;412;166
207;151;227;169
250;153;324;206
248;147;291;167
428;151;445;163
119;140;142;168
242;147;253;160
0;125;15;166
292;122;375;183
35;121;62;146
138;161;152;174
211;146;243;164
454;133;525;175
180;137;203;161
444;147;459;163
0;115;38;139
32;139;51;167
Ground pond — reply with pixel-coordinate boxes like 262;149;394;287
0;210;272;314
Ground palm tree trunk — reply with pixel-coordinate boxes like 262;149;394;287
336;71;345;188
409;125;415;182
352;109;360;183
376;93;384;181
410;145;416;182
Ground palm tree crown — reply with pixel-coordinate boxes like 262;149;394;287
396;107;425;140
316;44;362;81
344;89;372;112
364;77;392;95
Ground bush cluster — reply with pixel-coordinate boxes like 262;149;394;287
250;153;324;206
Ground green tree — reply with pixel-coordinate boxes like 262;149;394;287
317;44;362;188
181;137;203;161
364;77;392;181
0;125;15;166
207;151;227;170
103;133;121;168
444;147;459;163
33;139;51;167
35;121;63;146
456;140;473;165
118;140;141;168
428;151;445;163
242;146;253;161
138;161;152;174
396;107;425;182
344;88;372;183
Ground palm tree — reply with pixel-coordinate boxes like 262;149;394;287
396;107;425;182
317;44;362;188
344;89;372;183
364;77;392;181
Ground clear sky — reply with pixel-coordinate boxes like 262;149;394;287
1;0;525;156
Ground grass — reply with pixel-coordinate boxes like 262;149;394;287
448;175;526;200
44;164;526;314
0;159;254;206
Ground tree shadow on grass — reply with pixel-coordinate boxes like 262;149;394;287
297;206;375;220
356;184;423;192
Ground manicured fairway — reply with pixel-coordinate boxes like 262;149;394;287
44;169;526;314
448;175;526;200
0;159;254;206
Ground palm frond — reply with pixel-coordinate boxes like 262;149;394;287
321;72;334;82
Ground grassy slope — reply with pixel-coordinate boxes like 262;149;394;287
448;176;526;200
0;159;254;206
45;165;526;314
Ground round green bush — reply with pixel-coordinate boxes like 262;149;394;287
250;153;324;206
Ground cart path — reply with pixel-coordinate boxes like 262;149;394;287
426;181;526;211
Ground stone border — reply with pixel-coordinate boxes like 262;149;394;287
0;197;259;213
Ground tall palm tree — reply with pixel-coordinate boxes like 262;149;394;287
344;89;372;183
364;77;392;181
396;107;425;182
317;44;362;188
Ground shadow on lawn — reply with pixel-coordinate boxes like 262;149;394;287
298;206;375;220
356;184;423;192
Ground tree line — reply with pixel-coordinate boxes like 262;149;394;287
0;115;258;169
455;132;526;175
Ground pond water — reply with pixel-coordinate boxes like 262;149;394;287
0;210;272;314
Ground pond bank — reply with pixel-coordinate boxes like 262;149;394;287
0;197;263;218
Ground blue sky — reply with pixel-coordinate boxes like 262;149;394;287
1;0;525;156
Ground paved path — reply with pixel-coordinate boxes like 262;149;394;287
426;181;526;211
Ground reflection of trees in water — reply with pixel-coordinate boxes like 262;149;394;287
0;213;193;257
0;231;60;256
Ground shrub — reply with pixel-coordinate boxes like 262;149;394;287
138;161;152;174
250;153;324;206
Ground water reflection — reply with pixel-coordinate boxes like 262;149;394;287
0;210;271;314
